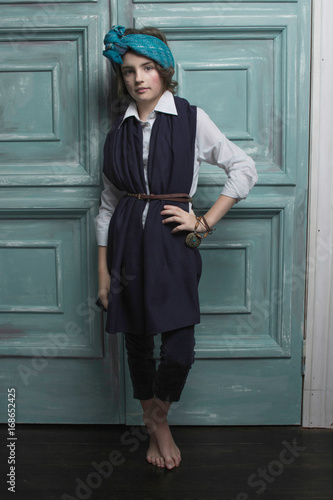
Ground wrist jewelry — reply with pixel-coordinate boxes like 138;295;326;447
185;215;215;248
196;215;215;235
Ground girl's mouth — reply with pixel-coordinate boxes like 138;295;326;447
136;88;149;94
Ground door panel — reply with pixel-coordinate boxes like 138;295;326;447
121;0;311;425
0;0;311;424
0;2;123;423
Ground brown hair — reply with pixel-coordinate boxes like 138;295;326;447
115;27;178;99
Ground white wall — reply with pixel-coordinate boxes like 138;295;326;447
303;0;333;428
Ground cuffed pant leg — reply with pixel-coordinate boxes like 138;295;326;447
124;333;156;400
154;325;195;403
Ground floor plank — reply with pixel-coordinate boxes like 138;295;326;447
0;425;332;500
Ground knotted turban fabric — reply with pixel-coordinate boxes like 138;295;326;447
103;25;174;69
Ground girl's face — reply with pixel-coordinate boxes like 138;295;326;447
121;52;165;109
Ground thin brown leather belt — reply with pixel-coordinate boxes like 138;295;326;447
127;193;192;203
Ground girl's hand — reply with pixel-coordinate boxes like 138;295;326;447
98;268;110;310
161;205;203;234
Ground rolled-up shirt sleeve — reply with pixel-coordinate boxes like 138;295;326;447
94;174;126;246
196;108;257;201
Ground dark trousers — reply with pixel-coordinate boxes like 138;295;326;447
124;325;195;402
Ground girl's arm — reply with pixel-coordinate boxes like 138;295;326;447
95;174;126;246
161;194;236;235
98;246;110;310
95;174;126;309
162;107;256;234
202;194;237;228
195;107;257;202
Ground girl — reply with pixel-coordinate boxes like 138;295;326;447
95;25;257;470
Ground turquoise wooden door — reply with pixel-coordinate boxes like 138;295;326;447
0;1;124;423
118;0;312;425
0;0;311;425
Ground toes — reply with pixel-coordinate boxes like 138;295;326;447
165;458;175;470
147;451;158;466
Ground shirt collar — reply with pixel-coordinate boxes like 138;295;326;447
118;90;177;128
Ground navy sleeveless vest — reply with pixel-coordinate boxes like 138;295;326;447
103;96;202;335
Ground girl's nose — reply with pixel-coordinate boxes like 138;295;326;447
135;71;144;83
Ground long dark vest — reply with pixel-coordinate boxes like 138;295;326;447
103;96;202;335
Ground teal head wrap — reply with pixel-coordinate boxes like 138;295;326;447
103;25;174;69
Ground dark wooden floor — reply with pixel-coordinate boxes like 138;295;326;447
0;424;332;500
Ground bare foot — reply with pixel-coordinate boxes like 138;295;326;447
144;400;181;470
146;434;165;468
153;420;181;469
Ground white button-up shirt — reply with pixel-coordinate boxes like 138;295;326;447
95;90;257;246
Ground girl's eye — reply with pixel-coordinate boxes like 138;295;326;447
123;69;133;76
145;65;154;71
